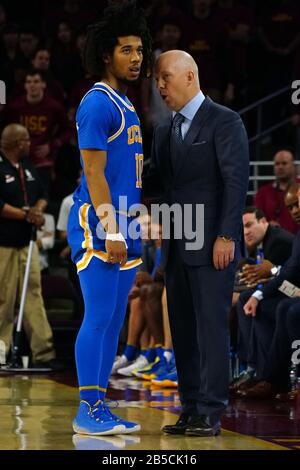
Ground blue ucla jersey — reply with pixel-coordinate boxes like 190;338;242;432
67;82;143;272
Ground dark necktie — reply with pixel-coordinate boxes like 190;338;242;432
170;113;185;170
172;113;184;143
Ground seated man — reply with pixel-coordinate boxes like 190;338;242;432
235;219;300;394
237;206;294;291
240;296;300;399
230;206;294;376
236;186;300;397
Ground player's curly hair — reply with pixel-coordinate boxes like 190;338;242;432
84;0;152;78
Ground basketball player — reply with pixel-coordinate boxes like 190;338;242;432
67;1;152;435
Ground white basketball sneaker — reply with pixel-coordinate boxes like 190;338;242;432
111;355;131;375
117;354;149;377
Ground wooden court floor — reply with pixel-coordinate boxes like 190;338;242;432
0;372;299;451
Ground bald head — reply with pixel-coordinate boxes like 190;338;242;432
1;124;29;149
1;124;30;161
157;50;199;79
155;50;200;112
273;149;295;181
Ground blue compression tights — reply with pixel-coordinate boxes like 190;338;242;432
76;256;136;405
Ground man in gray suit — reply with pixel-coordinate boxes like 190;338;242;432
147;50;249;436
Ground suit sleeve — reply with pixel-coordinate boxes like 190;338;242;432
262;231;300;299
267;236;294;266
214;112;249;240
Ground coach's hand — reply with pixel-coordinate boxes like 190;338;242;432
243;296;259;317
240;260;273;285
213;237;235;270
106;239;127;267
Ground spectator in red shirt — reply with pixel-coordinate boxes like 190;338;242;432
1;69;71;191
254;149;300;234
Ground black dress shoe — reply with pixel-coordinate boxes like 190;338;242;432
229;370;255;395
162;414;193;435
185;415;221;437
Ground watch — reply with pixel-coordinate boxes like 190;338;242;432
218;235;234;242
271;266;279;276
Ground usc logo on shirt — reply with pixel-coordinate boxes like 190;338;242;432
20;115;47;133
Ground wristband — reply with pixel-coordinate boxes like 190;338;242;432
106;232;128;248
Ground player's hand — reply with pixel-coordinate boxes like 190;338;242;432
105;239;127;267
243;296;259;317
213;237;235;270
240;277;270;288
240;260;273;285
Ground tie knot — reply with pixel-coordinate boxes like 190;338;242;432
173;113;184;126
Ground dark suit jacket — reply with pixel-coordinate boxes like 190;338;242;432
262;230;300;299
144;96;249;267
262;224;294;266
234;224;294;293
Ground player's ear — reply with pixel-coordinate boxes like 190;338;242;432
103;53;111;64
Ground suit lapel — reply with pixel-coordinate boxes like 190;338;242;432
174;96;213;178
184;96;212;147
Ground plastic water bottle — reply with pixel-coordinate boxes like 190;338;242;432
0;340;6;365
290;363;298;392
256;247;264;290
